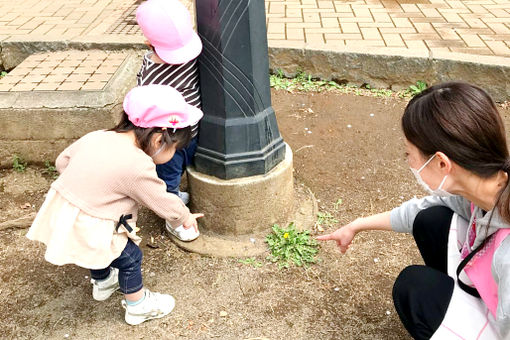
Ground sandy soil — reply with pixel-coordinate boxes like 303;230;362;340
2;90;508;340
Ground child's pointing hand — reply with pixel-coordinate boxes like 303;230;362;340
183;213;204;233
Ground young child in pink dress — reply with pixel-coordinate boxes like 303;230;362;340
27;84;203;325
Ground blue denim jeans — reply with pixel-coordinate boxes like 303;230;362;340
90;239;143;294
156;137;198;194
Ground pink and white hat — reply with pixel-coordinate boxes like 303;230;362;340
123;85;203;129
136;0;203;64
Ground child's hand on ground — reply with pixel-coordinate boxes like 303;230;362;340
182;213;204;233
316;221;358;254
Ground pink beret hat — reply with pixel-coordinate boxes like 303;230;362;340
123;85;203;129
136;0;202;64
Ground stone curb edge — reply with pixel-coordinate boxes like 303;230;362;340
267;41;510;102
1;39;509;101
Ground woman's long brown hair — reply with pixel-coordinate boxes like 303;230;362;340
402;81;510;223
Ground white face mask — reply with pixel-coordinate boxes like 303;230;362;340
410;154;452;197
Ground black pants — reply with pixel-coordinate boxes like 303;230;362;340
392;206;456;340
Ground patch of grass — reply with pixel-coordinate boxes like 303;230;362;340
364;84;394;97
238;257;263;268
269;69;293;90
270;69;344;93
265;223;319;268
42;161;59;179
12;154;27;173
270;70;429;100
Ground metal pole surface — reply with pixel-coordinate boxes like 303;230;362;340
194;0;286;180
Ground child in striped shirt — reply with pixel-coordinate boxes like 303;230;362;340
136;0;202;242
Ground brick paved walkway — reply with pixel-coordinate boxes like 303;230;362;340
0;51;129;92
267;0;510;57
0;0;508;58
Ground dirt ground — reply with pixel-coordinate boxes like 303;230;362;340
2;90;509;340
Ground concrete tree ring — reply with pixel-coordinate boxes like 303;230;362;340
170;144;318;257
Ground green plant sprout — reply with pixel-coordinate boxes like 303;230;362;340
316;211;339;228
406;81;427;97
238;257;263;268
12;155;27;173
265;223;319;269
42;161;59;179
333;198;343;210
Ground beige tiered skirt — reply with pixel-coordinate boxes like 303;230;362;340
27;188;141;269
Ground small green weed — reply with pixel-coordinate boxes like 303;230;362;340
266;223;319;268
403;80;427;97
316;211;339;229
270;69;344;93
12;155;27;173
0;71;7;78
270;69;294;90
333;198;343;210
238;257;263;268
42;161;59;179
365;85;393;97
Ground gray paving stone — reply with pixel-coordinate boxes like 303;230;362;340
0;50;140;166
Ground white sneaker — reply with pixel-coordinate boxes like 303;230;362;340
165;220;200;242
91;267;119;301
177;191;190;205
122;289;175;325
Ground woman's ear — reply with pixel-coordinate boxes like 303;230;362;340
435;151;452;174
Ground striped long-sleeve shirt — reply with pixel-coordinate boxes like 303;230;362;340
136;52;201;137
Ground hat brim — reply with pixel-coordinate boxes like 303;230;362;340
154;33;203;65
169;103;203;129
185;104;204;127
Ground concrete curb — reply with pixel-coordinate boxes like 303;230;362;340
1;39;510;101
0;52;140;167
267;42;510;102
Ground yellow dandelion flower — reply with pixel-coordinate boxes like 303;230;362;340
283;232;289;239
